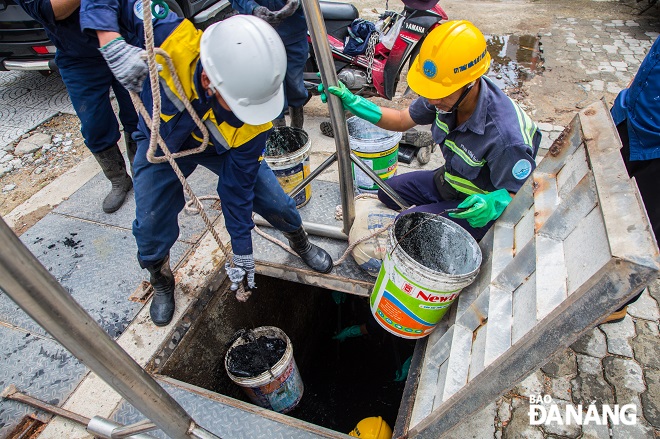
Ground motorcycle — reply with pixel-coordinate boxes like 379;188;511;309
303;0;448;101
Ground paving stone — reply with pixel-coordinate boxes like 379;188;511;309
628;289;660;321
603;357;646;404
537;122;555;131
537;399;581;438
571;327;607;358
512;370;544;398
599;314;636;357
497;397;512;424
642;369;660;428
611;417;655;439
581;423;610;439
503;403;544;439
631;319;660;370
444;402;496;439
573;354;614;406
648;278;660;306
549;376;573;402
14;132;51;156
542;349;578;378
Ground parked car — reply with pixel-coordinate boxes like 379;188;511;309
0;0;231;73
0;0;57;72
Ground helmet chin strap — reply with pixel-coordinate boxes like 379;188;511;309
445;81;475;114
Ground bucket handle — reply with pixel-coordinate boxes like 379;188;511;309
389;208;468;257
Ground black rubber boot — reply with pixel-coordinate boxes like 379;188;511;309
290;106;304;129
272;117;286;128
146;255;175;327
283;227;333;273
124;131;138;176
93;144;133;213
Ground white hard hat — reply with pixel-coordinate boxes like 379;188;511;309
200;15;287;125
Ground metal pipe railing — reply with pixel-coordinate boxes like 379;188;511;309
302;0;355;235
0;216;220;439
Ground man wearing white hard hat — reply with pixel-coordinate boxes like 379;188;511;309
80;5;333;326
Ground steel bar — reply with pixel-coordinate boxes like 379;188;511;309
287;152;337;199
254;215;348;240
0;217;220;439
1;385;155;439
2;385;90;426
111;418;158;437
350;152;410;209
301;0;355;235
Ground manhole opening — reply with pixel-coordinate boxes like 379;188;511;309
156;274;415;434
486;34;544;90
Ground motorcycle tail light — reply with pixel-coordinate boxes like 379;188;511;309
31;45;56;55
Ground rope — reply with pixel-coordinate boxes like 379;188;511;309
134;0;250;301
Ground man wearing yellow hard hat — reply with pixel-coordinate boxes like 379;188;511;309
321;20;541;240
349;416;393;439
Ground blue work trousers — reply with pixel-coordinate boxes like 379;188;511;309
280;37;309;114
56;55;138;153
377;170;492;241
132;138;302;268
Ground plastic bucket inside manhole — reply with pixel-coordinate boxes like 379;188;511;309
370;212;482;339
264;127;312;208
225;326;304;413
347;116;402;193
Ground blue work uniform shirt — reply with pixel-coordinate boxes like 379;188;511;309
79;0;179;48
228;0;307;45
409;76;541;197
611;36;660;162
16;0;103;59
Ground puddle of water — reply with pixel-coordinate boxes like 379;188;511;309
486;34;544;90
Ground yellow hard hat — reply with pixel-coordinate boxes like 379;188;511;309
348;416;393;439
407;20;491;99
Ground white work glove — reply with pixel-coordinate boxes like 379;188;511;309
99;37;148;93
225;253;256;291
253;5;281;26
276;0;300;19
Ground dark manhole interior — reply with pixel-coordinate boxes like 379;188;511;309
157;274;415;434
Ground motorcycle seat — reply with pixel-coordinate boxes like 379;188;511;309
319;1;358;21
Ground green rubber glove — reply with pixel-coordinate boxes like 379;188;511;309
332;325;364;342
449;188;512;228
317;80;382;125
394;355;412;382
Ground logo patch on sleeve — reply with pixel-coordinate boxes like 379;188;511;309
134;0;162;21
512;159;532;180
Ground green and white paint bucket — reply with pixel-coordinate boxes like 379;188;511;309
347;116;402;193
264;127;312;208
370;212;482;339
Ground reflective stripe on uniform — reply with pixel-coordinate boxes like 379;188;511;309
508;96;537;149
445;139;486;168
444;172;489;196
435;117;449;134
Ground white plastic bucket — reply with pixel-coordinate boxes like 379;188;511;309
347;117;402;193
225;326;304;413
370;212;482;339
264;127;312;208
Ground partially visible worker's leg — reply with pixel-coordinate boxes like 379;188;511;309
132;134;198;326
283;38;310;129
253;161;333;273
377;170;441;210
58;56;132;213
377;169;491;241
111;78;139;172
